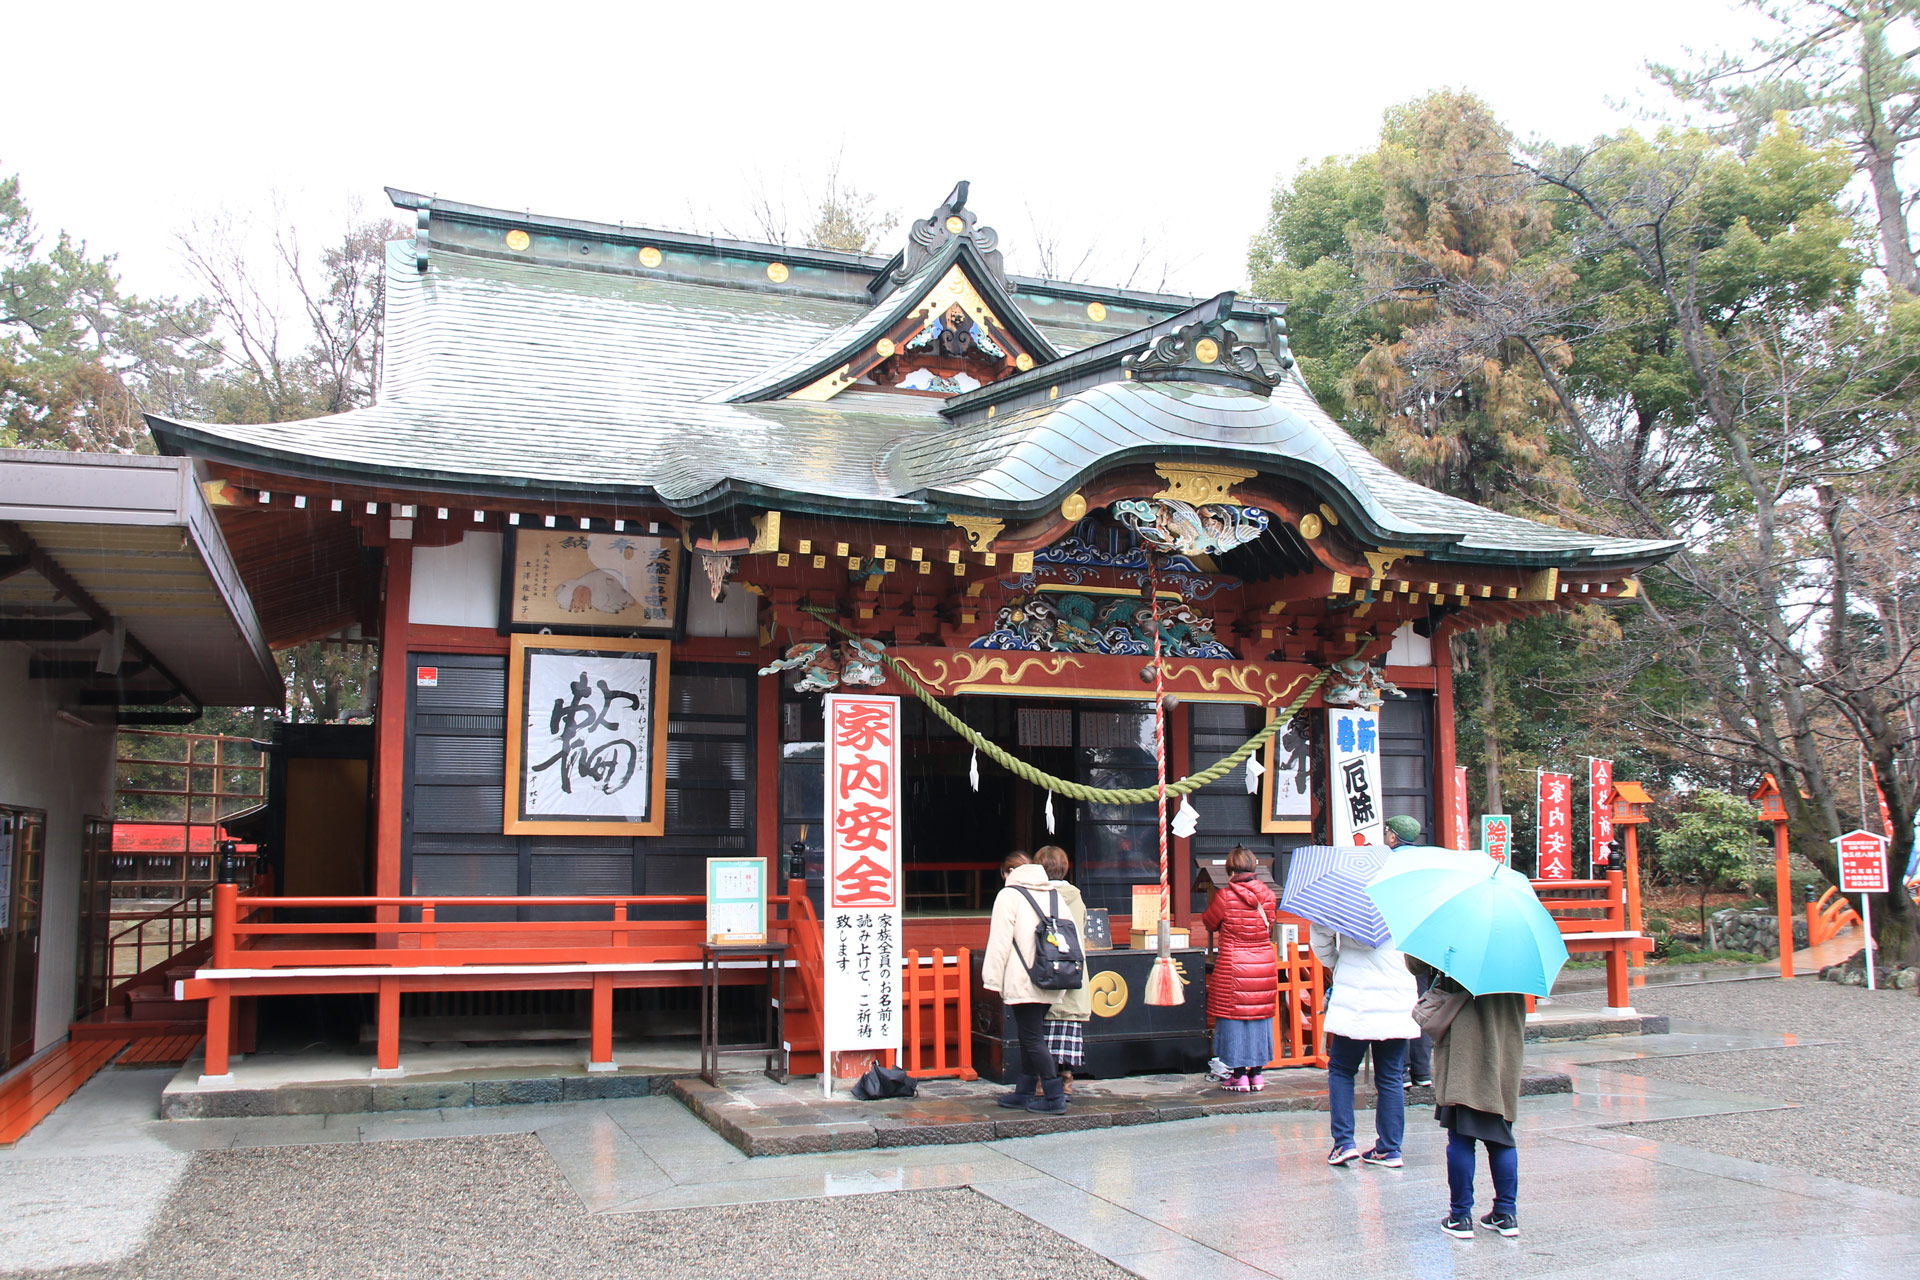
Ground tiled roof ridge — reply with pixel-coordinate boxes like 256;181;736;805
388;186;1290;318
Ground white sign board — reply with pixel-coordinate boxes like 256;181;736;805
822;693;902;1084
1328;708;1385;846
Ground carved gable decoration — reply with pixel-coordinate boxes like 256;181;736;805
789;262;1036;402
890;180;1006;287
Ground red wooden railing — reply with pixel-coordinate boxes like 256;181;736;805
1268;942;1328;1068
1807;886;1863;946
899;949;975;1080
781;882;827;1075
185;883;813;1079
1532;871;1648;1008
214;888;710;968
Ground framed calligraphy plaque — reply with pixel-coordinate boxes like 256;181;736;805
1261;711;1316;834
500;528;688;638
503;634;671;836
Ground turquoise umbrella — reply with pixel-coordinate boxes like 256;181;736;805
1366;853;1569;996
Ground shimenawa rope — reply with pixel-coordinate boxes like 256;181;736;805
800;606;1329;806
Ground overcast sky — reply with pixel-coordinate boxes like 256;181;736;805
8;0;1765;304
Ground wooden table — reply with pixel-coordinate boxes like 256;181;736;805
699;942;789;1085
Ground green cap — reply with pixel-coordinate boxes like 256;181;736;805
1385;814;1423;843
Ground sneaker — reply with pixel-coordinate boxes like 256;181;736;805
1479;1211;1519;1237
1221;1074;1251;1093
1361;1146;1403;1168
1327;1143;1361;1167
1404;1077;1432;1090
1441;1213;1475;1240
1247;1070;1265;1092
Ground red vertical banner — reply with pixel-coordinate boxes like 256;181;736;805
1538;771;1574;879
1589;758;1614;876
1451;765;1470;851
823;693;901;1060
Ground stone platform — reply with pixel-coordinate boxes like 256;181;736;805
673;1068;1574;1157
1525;1009;1669;1040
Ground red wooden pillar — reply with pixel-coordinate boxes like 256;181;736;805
756;663;780;868
1623;824;1644;935
1432;631;1459;843
1772;819;1794;978
374;542;413;913
203;990;232;1080
588;973;615;1071
375;977;401;1074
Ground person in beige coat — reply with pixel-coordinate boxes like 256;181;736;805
981;859;1071;1112
1034;845;1090;1093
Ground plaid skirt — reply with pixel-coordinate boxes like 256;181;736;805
1044;1018;1086;1067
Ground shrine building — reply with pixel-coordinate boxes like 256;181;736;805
135;182;1679;1080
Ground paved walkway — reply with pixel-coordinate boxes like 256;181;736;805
3;984;1913;1278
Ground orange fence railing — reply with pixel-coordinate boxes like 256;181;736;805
899;948;975;1080
213;887;709;968
1532;871;1648;1008
1807;886;1863;947
1268;942;1328;1069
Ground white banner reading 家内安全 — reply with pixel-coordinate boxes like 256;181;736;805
823;694;902;1074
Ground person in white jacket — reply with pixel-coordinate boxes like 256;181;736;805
982;859;1071;1113
1311;922;1419;1168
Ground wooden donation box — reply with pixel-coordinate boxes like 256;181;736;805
970;949;1211;1082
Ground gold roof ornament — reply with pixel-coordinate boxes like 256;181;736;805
945;514;1006;550
504;229;531;252
638;246;662;268
1153;462;1256;504
766;262;790;283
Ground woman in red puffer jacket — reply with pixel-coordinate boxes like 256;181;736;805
1201;846;1279;1091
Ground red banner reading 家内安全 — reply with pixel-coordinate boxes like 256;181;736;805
1538;771;1574;880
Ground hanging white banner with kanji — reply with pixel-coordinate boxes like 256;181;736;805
823;693;901;1056
1538;771;1574;879
1328;708;1385;846
1589;758;1614;876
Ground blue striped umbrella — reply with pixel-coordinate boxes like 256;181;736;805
1280;845;1393;948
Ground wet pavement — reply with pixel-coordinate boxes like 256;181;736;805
4;978;1914;1277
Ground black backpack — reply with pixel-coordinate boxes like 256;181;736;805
1013;886;1085;990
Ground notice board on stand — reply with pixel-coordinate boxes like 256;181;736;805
706;857;769;945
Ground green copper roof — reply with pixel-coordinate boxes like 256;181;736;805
147;193;1681;572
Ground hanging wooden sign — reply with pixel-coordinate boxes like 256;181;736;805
500;527;687;637
503;634;670;836
1328;708;1384;846
1262;712;1315;834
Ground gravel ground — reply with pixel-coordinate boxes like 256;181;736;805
1578;978;1920;1196
20;1134;1131;1280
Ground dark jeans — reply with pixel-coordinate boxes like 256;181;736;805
1009;1001;1059;1081
1447;1131;1518;1217
1326;1034;1406;1154
1408;971;1433;1082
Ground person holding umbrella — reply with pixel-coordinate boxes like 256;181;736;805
1381;814;1435;1091
1416;961;1526;1239
1365;848;1569;1241
1309;904;1418;1167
